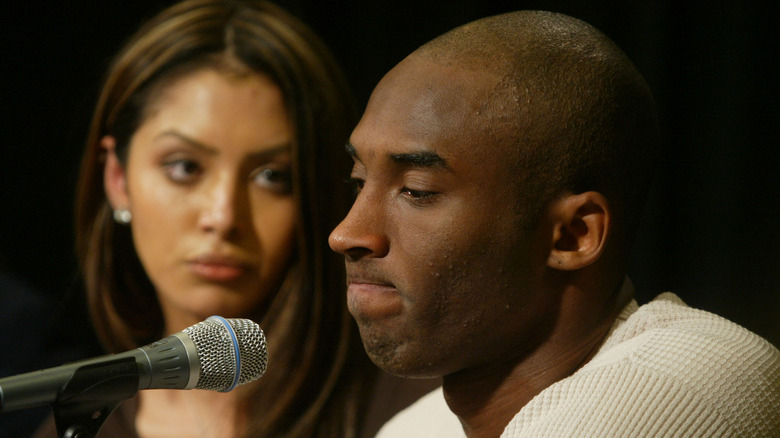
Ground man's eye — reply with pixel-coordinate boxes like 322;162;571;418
251;167;292;193
163;159;201;183
345;177;365;195
400;187;439;205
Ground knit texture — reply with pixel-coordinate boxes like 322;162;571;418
377;291;780;437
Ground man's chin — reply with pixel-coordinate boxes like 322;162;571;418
364;343;443;379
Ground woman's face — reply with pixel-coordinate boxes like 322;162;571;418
104;68;297;332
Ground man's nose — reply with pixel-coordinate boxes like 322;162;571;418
329;189;389;260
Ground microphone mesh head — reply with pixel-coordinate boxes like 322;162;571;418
183;318;268;391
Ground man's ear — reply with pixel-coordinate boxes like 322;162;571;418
102;136;130;211
546;191;610;271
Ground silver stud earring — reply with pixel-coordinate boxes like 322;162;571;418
113;208;132;225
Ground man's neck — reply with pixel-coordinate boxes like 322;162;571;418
442;280;633;438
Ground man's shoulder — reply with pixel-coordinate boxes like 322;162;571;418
375;387;464;438
503;292;780;437
599;292;780;375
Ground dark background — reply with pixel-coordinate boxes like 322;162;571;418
2;0;778;351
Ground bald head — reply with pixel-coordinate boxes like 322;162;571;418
417;11;629;76
410;11;659;246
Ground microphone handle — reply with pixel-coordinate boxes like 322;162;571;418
0;332;199;412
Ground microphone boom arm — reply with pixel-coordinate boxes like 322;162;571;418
53;356;139;438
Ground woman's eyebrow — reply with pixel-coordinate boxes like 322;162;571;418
156;131;290;158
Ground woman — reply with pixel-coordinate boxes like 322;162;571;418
35;0;376;436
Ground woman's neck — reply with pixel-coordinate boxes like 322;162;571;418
135;388;242;438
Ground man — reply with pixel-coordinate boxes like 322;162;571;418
329;10;780;438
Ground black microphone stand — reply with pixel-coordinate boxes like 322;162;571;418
52;357;139;438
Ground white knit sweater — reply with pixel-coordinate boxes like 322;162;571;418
376;291;780;437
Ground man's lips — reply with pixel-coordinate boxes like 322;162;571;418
345;263;396;289
347;282;397;293
347;275;395;287
346;275;403;319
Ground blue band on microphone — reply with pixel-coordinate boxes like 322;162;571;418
208;315;241;392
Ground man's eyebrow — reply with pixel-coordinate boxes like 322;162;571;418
344;142;449;169
390;151;448;169
345;143;358;158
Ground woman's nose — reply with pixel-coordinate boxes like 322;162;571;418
198;177;247;238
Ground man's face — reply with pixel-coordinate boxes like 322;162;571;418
329;55;557;379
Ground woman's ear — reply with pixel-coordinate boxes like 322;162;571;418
546;191;610;271
102;136;130;211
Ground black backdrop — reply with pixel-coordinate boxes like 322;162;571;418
2;1;778;347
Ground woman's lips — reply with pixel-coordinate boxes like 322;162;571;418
188;257;251;281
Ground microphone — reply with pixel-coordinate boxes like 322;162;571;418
0;316;267;413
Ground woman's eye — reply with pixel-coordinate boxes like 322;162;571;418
252;167;292;193
163;159;201;183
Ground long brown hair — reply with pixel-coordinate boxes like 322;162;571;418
74;1;374;436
